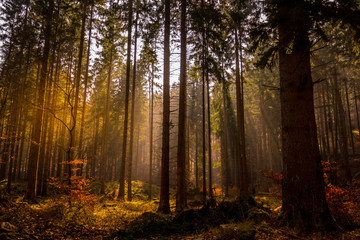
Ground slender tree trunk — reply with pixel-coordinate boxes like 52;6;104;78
79;1;94;176
127;10;139;201
148;62;154;200
206;72;212;198
353;79;360;144
100;47;112;194
333;69;352;183
344;79;355;155
72;0;88;160
118;0;133;200
16;112;27;180
235;27;248;195
195;127;199;189
321;83;331;160
92;117;99;178
25;0;54;201
202;67;206;204
176;0;187;211
6;93;20;192
222;81;229;197
158;0;171;213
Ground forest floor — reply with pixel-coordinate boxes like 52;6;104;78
0;180;359;239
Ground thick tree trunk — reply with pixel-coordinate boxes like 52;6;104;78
176;0;187;211
158;0;170;213
278;3;334;231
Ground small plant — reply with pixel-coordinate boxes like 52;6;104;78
323;161;360;229
48;175;96;219
260;169;282;199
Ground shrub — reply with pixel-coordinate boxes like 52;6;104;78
261;162;360;229
48;176;96;214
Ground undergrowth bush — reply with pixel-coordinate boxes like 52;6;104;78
262;161;360;229
113;196;266;239
48;176;96;222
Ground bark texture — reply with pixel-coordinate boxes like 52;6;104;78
278;1;335;232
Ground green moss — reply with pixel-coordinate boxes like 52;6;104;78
247;208;271;223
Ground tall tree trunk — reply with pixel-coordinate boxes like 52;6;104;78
344;79;355;155
176;0;187;211
6;91;20;192
127;10;139;202
25;0;54;201
92;117;99;178
72;0;88;158
333;69;352;183
353;79;360;145
222;81;230;197
321;83;331;160
100;48;113;194
277;2;334;231
158;0;170;213
235;27;248;195
206;72;212;198
79;1;94;176
148;62;154;200
118;0;133;200
201;66;206;204
195;127;199;189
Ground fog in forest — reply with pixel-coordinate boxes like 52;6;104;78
0;0;359;239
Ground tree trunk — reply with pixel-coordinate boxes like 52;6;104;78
195;127;199;189
158;0;170;213
353;79;360;146
127;10;139;202
118;0;133;200
222;81;230;197
206;71;213;198
344;79;355;155
278;2;334;231
176;0;187;211
100;48;112;194
25;0;54;201
79;1;94;177
72;0;88;159
333;69;352;183
149;62;154;200
235;27;248;195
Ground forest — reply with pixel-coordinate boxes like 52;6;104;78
0;0;360;239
